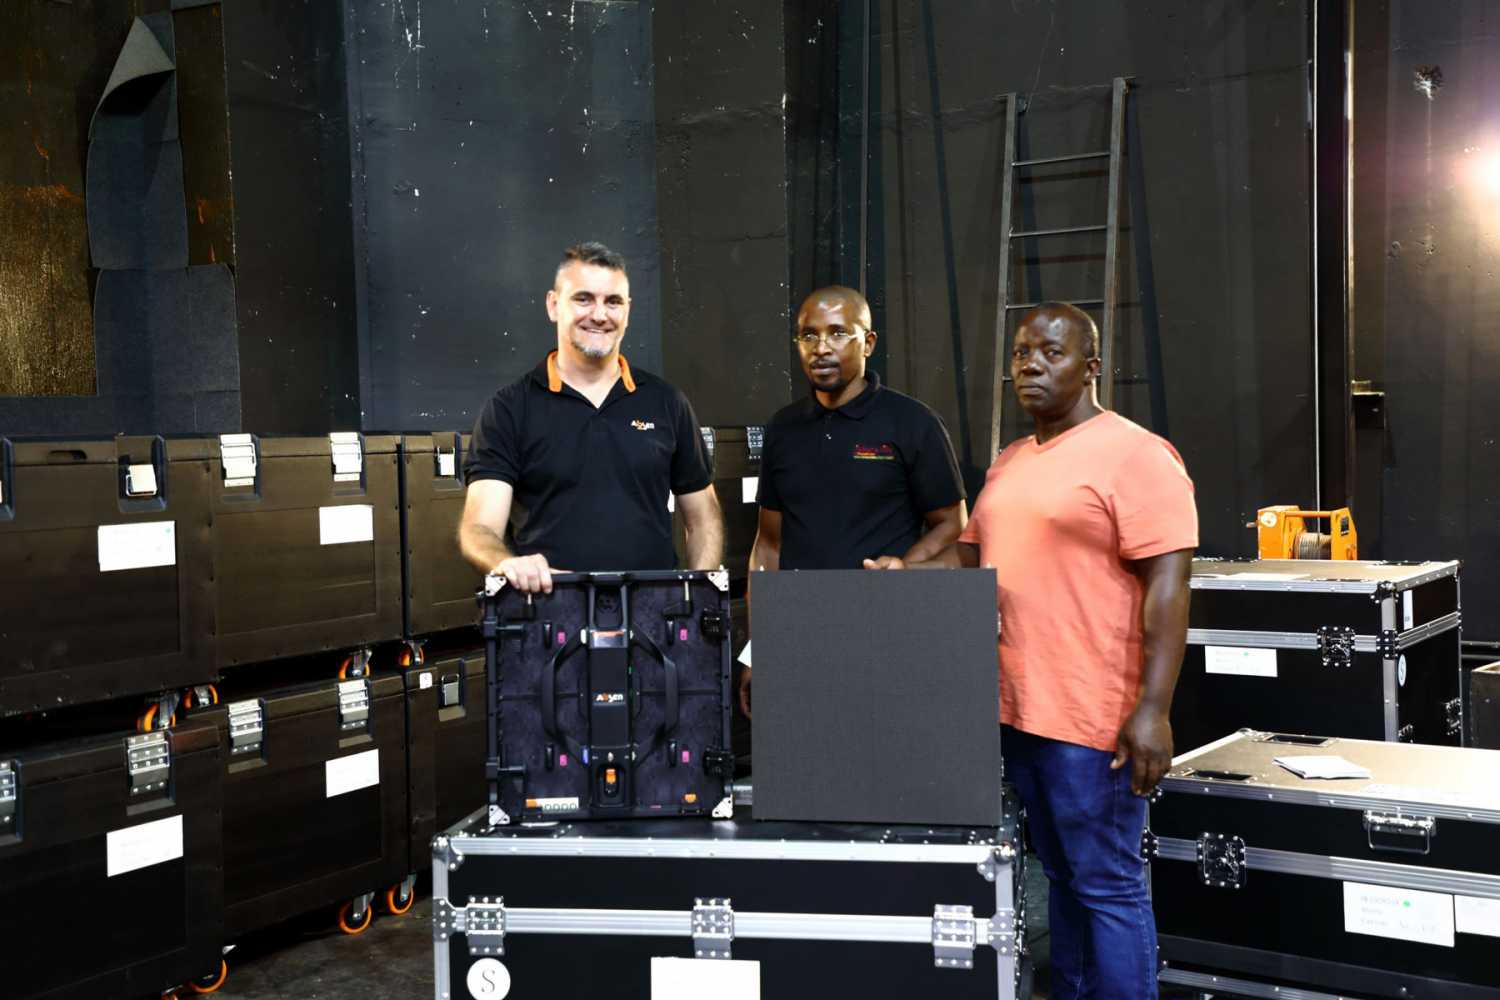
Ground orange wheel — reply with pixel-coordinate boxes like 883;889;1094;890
188;959;228;995
207;685;220;705
386;883;415;915
338;900;373;935
338;655;353;681
139;705;157;732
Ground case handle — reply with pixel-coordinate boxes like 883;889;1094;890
1363;810;1436;856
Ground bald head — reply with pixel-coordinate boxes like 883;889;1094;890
798;286;873;331
1017;302;1100;359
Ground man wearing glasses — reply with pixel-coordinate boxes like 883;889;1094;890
738;285;966;713
459;242;723;592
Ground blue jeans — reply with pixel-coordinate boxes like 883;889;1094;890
1003;725;1157;1000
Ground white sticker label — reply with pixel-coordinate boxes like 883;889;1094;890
1398;655;1407;688
466;958;512;999
325;749;380;798
319;504;374;545
438;452;457;477
1204;645;1278;678
97;521;177;573
741;476;759;504
1343;881;1455;948
107;814;184;877
528;796;580;814
651;957;760;1000
419;671;434;690
667;493;676;513
1402;590;1415;630
1457;895;1500;938
737;639;753;668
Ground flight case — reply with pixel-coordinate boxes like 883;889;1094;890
0;435;216;715
399;433;480;638
1174;560;1463;753
431;792;1027;1000
1149;730;1500;999
402;647;487;872
0;715;224;999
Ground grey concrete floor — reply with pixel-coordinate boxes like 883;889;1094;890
213;860;1054;1000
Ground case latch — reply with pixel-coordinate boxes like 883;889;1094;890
218;434;258;488
1196;832;1246;889
1445;697;1463;738
126;731;171;797
227;699;266;755
338;679;371;731
124;463;159;497
746;424;765;461
1317;626;1356;668
692;898;734;960
329;432;364;483
933;904;977;969
0;761;16;832
1363;810;1436;855
466;896;507;956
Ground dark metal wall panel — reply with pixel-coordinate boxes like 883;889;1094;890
224;0;361;433
346;0;662;433
653;3;796;426
1355;1;1500;639
854;0;1317;559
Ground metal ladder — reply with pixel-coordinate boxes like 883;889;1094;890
989;77;1132;459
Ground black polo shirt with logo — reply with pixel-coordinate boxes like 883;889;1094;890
464;352;712;572
756;372;966;570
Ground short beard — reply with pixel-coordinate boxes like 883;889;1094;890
809;370;850;396
570;330;614;360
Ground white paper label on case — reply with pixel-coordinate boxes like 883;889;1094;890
1204;645;1278;678
1343;881;1454;947
325;749;380;798
651;957;760;1000
319;504;374;546
1457;895;1500;938
107;815;184;877
438;452;457;477
741;476;759;504
97;521;176;573
1403;590;1415;630
419;671;434;690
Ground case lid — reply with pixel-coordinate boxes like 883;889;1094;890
1164;730;1500;822
1191;558;1459;593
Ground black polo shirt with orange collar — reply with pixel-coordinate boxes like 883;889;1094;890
756;372;966;570
464;351;712;572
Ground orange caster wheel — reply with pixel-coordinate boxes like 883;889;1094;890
386;880;416;915
338;898;374;935
138;704;176;732
398;643;426;669
188;959;228;994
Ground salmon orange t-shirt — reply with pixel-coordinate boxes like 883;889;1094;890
958;412;1198;752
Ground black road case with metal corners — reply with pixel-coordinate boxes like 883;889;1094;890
403;648;487;872
400;433;481;638
209;433;403;669
1149;730;1500;1000
207;671;410;937
480;570;734;825
1174;560;1463;754
1472;662;1500;750
431;793;1027;1000
0;716;224;999
674;425;763;582
0;435;216;716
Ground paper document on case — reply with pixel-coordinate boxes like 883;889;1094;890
737;640;752;668
1274;755;1371;780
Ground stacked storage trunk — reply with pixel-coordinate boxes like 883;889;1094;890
0;715;225;999
1174;559;1464;755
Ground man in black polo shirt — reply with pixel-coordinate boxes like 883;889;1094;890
459;242;723;592
739;285;966;712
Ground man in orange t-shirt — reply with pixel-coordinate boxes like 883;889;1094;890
867;303;1197;1000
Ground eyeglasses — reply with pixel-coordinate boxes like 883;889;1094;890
794;328;861;349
